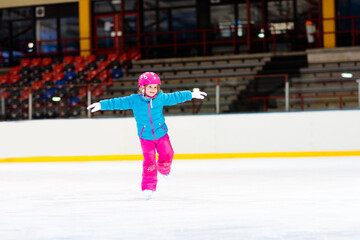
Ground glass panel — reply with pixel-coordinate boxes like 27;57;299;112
0;21;10;66
36;19;58;53
337;0;360;46
237;3;263;37
12;20;34;62
172;7;196;31
268;0;294;34
159;9;169;32
211;5;235;38
250;2;262;25
124;15;137;34
144;9;169;32
143;9;170;32
144;11;156;32
61;17;79;38
124;15;137;47
172;7;197;57
60;17;79;53
125;0;137;11
93;0;121;14
144;0;156;9
2;7;33;20
159;0;195;8
96;16;114;49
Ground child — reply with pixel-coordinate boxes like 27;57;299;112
87;72;207;200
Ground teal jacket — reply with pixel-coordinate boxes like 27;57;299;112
100;91;192;140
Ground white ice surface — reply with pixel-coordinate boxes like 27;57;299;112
1;157;360;240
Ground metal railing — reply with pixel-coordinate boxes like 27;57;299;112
247;93;359;112
246;77;360;111
0;73;289;121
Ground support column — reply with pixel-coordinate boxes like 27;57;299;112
246;0;251;52
322;0;336;48
79;0;91;56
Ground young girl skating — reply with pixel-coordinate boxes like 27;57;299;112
87;72;207;200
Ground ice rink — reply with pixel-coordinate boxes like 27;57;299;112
1;157;360;240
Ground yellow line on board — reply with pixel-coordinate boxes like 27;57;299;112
1;151;360;163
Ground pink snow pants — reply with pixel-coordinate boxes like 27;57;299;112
140;134;174;191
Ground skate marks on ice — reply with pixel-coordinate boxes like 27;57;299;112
0;157;360;240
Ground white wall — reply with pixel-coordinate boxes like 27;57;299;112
1;110;360;159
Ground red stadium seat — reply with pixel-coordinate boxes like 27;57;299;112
41;57;52;66
63;56;74;65
10;66;20;76
108;77;113;85
130;50;141;60
99;70;109;82
20;58;30;67
20;89;30;100
3;91;9;99
98;61;109;70
74;56;85;64
87;69;98;80
30;58;41;67
42;72;53;82
85;54;96;63
32;80;43;90
75;62;87;72
107;53;118;62
91;86;103;97
9;75;20;85
78;87;87;98
119;53;127;61
54;72;65;81
53;64;64;73
0;74;9;84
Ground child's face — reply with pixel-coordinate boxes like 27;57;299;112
145;84;158;97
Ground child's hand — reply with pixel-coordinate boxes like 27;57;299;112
87;102;101;112
191;90;207;99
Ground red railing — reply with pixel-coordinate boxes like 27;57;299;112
21;25;277;58
310;15;360;48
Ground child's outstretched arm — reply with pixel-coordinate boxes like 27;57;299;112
87;95;134;112
163;89;207;106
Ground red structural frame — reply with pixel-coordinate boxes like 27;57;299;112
21;25;277;58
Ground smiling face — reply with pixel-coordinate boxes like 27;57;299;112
144;84;159;97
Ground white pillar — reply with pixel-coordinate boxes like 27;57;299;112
87;89;91;118
216;80;220;114
1;93;5;116
357;79;360;108
28;91;32;120
285;81;290;111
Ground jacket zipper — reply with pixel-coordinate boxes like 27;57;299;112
147;103;156;140
140;126;146;137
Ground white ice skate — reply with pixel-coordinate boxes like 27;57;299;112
143;190;153;200
160;174;169;180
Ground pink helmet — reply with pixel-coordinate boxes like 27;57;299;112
138;72;161;88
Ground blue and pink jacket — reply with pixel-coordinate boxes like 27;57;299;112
100;91;192;140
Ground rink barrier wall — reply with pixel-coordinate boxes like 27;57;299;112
1;151;360;163
1;110;360;163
